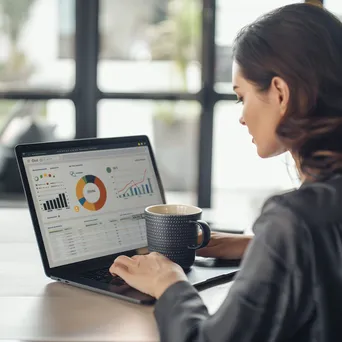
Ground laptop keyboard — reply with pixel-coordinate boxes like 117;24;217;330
81;267;127;286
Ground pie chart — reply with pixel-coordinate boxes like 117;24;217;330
76;175;107;211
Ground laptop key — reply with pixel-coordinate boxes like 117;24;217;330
98;276;113;283
81;267;127;286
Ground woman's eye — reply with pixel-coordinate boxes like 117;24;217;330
236;97;244;104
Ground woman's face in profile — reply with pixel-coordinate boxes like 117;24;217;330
232;61;287;158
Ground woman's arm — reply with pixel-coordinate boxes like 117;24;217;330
196;232;253;259
154;200;312;342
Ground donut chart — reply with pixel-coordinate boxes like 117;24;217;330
76;175;107;211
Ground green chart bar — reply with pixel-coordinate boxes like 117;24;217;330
148;178;153;193
141;185;146;194
130;187;133;196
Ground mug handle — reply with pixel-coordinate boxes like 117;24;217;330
188;220;211;250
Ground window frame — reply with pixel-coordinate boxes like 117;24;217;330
0;0;322;207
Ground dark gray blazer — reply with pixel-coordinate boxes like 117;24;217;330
154;176;342;341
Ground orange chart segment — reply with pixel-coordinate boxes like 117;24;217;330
94;177;107;210
76;175;107;211
83;201;96;211
76;178;86;199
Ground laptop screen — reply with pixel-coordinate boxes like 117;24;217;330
22;140;164;268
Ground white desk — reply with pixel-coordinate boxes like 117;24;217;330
0;208;234;341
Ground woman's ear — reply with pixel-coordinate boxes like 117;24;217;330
271;76;290;116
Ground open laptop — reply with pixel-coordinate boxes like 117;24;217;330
15;135;240;305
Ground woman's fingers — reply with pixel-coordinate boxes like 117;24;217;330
110;263;131;279
115;255;136;265
109;255;136;274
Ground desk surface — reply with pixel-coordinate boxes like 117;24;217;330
0;208;234;342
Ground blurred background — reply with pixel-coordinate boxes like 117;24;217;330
0;0;337;228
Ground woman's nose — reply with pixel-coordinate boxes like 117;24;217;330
239;117;246;126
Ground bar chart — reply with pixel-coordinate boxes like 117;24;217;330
42;193;70;211
115;169;154;199
118;178;154;198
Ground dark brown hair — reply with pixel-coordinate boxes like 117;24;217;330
233;3;342;179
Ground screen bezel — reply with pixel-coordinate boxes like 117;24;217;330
15;135;166;277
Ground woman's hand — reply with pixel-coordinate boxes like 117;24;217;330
109;252;188;299
196;232;253;260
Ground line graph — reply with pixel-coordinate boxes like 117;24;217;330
115;169;153;198
118;169;147;193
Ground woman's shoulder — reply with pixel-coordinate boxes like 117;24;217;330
262;175;342;227
248;176;342;279
248;188;315;273
252;175;342;245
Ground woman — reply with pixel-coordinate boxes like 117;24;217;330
110;3;342;341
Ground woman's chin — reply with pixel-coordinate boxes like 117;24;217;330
254;137;287;158
257;145;286;159
256;150;270;159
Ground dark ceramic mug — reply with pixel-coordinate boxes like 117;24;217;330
144;204;211;270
